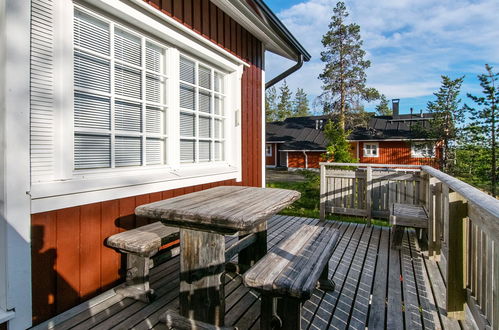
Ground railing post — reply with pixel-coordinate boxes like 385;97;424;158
446;190;467;319
366;166;372;225
320;164;326;221
427;176;441;259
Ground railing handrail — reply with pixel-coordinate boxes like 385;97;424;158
422;165;499;225
320;162;423;169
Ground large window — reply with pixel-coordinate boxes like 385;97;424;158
411;142;435;158
73;8;227;171
179;56;226;163
74;9;168;170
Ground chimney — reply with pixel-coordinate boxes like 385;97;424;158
410;107;413;116
392;99;400;118
420;109;423;118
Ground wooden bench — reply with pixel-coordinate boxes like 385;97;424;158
106;221;179;302
389;203;429;249
243;224;340;330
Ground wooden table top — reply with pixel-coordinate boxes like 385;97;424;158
135;186;301;233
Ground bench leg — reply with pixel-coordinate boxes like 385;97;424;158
317;264;335;292
391;225;405;250
260;294;282;330
238;221;267;272
115;254;155;302
277;297;302;330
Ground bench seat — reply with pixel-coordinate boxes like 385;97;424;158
389;203;429;249
243;224;339;329
106;221;179;302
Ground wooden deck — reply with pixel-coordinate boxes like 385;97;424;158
32;215;469;330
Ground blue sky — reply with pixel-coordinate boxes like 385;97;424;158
264;0;499;115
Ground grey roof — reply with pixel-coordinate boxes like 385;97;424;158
266;114;434;151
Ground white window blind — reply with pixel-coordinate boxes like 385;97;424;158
73;8;168;170
179;56;226;163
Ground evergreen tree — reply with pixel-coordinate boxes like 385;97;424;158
464;64;499;195
276;80;293;121
375;95;392;116
318;1;379;130
265;86;278;122
323;120;356;163
292;88;310;117
425;75;465;172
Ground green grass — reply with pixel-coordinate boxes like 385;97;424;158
267;170;389;226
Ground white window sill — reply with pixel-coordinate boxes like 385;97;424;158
0;309;15;324
30;164;240;213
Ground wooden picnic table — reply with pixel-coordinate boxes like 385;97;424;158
135;186;300;326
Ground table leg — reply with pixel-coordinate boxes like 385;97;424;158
238;221;267;272
179;228;226;326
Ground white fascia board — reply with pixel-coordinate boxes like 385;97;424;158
81;0;248;71
31;167;239;213
210;0;298;61
0;0;32;328
280;150;326;152
348;138;438;142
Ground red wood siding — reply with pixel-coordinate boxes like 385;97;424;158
265;143;277;166
287;152;325;169
32;1;263;324
358;141;440;167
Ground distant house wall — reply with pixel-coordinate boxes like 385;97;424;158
358;141;440;167
287;151;325;169
30;0;264;324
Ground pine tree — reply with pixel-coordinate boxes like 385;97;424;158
465;64;499;195
318;1;379;130
375;95;392;116
292;88;310;117
265;86;278;122
425;75;465;172
276;80;293;121
323;120;356;163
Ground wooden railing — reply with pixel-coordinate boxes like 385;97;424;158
320;162;499;329
422;166;498;329
319;162;424;224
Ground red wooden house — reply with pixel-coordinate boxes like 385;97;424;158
0;0;310;328
266;101;441;169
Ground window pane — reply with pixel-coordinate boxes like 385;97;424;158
74;134;111;169
199;90;211;113
74;51;110;92
146;42;163;72
179;57;195;84
146;106;164;134
74;92;110;130
180;84;195;110
214;72;224;93
180;112;195;137
180;140;195;163
199;141;211;162
199;116;211;138
214;95;223;115
74;10;110;55
114;28;141;67
199;65;211;89
115;100;141;132
115;64;141;99
146;138;164;165
115;136;142;166
214;141;223;161
214;119;224;139
146;73;165;104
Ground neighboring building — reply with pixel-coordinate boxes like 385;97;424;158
0;0;310;328
266;100;441;169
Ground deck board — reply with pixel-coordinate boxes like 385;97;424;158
32;215;461;330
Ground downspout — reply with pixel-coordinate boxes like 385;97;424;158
265;54;304;89
302;151;308;169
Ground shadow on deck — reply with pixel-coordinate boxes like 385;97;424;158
32;215;466;330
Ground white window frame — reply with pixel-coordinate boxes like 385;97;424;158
265;144;272;157
363;142;379;158
30;0;247;213
411;142;435;158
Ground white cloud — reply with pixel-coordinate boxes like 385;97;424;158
266;0;499;108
